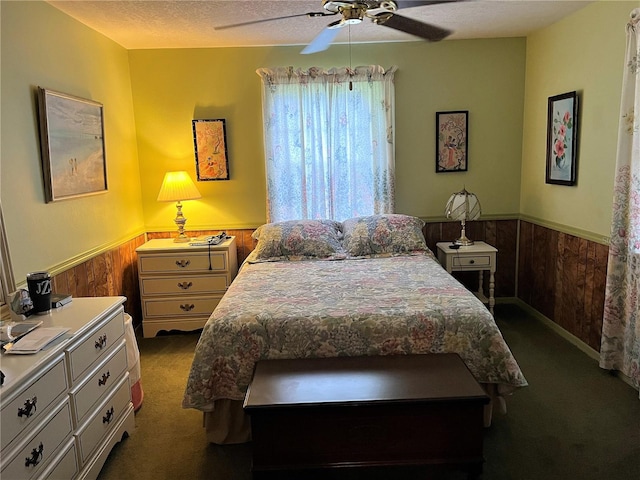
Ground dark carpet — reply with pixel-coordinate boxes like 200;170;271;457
97;304;640;480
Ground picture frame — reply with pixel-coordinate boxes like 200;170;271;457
37;87;108;203
192;119;229;181
546;91;579;186
436;111;468;173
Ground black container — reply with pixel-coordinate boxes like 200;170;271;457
26;271;52;315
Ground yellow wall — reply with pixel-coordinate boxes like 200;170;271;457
1;0;632;282
520;1;636;241
129;38;526;231
0;1;145;280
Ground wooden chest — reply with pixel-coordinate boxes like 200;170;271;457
244;353;490;479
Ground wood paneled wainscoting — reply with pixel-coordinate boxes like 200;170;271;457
517;221;608;352
50;234;147;328
47;220;608;351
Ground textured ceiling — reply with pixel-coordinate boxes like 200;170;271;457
48;0;594;50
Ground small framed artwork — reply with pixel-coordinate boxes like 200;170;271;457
37;87;108;202
436;111;468;173
546;91;579;186
192;119;229;181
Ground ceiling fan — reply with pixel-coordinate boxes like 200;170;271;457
215;1;461;54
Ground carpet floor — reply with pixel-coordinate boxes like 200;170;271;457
97;304;640;480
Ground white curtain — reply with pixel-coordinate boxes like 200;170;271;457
256;65;396;222
600;9;640;397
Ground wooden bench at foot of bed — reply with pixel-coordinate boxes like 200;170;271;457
243;354;490;479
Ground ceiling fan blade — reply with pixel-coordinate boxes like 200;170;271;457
396;0;460;7
376;12;451;41
215;11;335;30
301;27;342;55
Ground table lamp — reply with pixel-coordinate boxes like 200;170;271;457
157;171;202;243
445;187;481;246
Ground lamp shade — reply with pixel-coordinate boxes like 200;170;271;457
157;171;201;202
445;188;481;221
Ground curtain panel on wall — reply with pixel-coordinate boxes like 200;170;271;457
256;65;397;222
600;9;640;398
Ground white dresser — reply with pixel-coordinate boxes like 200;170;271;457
136;237;238;338
0;296;135;480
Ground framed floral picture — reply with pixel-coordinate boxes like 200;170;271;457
192;118;229;181
546;91;579;185
436;111;468;172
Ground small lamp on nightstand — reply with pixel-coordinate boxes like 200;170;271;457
157;171;202;243
445;187;481;246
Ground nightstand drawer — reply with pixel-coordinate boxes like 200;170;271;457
139;252;227;273
1;399;73;480
1;356;67;453
140;274;229;296
452;255;491;268
142;296;222;318
70;339;128;426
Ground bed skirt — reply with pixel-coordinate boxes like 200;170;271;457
203;384;506;445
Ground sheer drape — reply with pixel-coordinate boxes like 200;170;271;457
600;9;640;397
256;65;396;222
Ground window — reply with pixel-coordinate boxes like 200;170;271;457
257;66;397;222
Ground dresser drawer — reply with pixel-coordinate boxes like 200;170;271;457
452;255;492;269
139;251;228;273
36;438;78;480
0;399;73;480
142;296;222;318
1;356;67;453
70;339;128;427
66;309;125;385
140;274;229;296
76;374;132;463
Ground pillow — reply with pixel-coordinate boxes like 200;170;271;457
341;214;427;257
251;219;345;261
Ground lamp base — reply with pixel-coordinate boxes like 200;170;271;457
173;233;191;243
453;237;475;246
453;221;474;246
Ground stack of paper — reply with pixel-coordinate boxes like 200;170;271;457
6;327;70;354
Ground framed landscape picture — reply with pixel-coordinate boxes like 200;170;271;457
37;87;108;202
192;118;229;181
436;111;468;173
546;91;579;186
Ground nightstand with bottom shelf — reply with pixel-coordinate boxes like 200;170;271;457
436;241;497;315
136;237;238;337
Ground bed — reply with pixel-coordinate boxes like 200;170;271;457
182;215;528;444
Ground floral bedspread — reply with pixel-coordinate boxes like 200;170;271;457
182;253;527;411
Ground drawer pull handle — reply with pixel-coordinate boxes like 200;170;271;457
98;371;110;387
25;442;44;467
18;396;38;418
176;259;191;268
177;281;193;290
103;406;115;424
469;259;475;264
180;303;195;312
95;334;107;350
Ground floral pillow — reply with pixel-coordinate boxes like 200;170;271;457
251;219;345;261
341;214;427;257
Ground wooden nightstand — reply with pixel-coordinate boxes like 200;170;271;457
136;237;238;337
436;241;497;315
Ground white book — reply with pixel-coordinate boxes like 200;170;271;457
6;327;70;354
